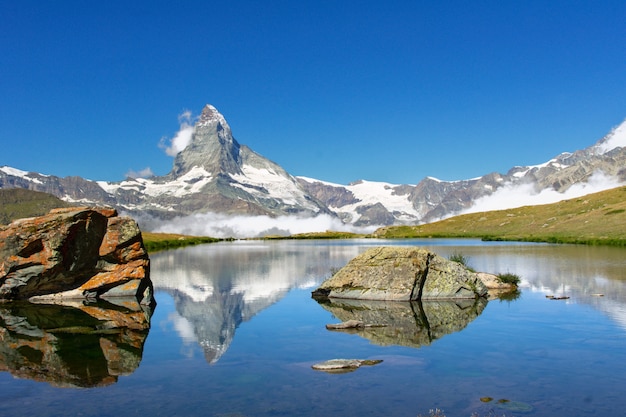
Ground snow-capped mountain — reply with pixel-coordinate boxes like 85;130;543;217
298;119;626;224
100;104;331;219
1;104;625;235
1;105;330;224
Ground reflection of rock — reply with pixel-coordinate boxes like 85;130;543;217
316;297;487;348
0;299;152;388
476;272;518;299
312;247;488;301
0;207;154;305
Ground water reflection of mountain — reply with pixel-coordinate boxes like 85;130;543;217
317;298;487;348
0;299;152;388
166;289;279;363
150;241;361;363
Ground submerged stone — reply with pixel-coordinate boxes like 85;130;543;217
495;400;534;413
311;359;383;373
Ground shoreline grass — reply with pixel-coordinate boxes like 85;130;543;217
141;232;223;253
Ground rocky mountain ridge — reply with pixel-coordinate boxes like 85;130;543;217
298;120;626;224
1;104;625;234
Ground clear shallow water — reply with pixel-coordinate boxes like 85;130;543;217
0;239;625;417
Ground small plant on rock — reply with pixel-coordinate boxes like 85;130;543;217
496;272;521;286
449;251;475;272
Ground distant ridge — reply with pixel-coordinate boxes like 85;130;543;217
0;105;625;236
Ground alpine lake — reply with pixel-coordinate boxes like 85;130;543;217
1;238;625;417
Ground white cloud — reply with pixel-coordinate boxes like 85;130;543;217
136;212;377;239
159;110;196;156
126;167;155;179
597;119;626;154
459;170;624;215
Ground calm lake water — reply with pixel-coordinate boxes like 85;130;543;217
1;239;625;417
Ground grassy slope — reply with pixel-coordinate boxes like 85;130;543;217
141;232;222;253
373;186;626;246
0;189;72;224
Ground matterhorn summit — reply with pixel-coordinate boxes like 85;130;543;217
197;103;231;128
171;104;241;177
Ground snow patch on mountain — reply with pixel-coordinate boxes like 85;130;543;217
0;166;46;184
297;177;420;224
98;166;213;197
511;157;572;179
230;165;319;210
339;180;418;218
297;176;340;187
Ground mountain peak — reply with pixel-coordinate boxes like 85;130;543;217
197;104;230;130
170;104;240;177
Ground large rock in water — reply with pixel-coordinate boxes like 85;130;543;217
312;246;488;301
0;207;154;305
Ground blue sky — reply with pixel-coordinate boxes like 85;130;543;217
2;0;625;185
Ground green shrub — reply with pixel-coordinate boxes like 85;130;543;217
449;251;469;266
497;272;521;285
449;251;475;272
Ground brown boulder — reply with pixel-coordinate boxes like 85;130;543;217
0;207;154;305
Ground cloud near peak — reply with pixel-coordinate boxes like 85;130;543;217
126;167;155;179
159;110;196;157
459;170;624;216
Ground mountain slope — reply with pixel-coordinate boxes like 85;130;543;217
372;186;626;246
